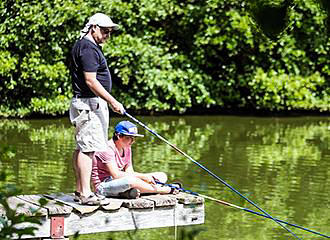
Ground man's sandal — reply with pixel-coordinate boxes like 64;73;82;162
74;191;81;203
79;193;110;205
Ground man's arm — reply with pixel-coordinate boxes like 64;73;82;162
84;72;125;114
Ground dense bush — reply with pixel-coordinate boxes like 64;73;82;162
0;0;329;117
0;0;90;117
249;69;329;110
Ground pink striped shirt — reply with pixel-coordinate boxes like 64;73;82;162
92;139;132;189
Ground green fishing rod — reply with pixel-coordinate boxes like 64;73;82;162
125;112;302;239
156;181;329;239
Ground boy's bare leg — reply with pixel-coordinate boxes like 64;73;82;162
127;177;177;194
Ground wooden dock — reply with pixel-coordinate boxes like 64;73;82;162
0;192;204;239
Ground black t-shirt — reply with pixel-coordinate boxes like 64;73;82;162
70;38;112;97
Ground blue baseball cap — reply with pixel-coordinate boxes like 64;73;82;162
115;121;144;137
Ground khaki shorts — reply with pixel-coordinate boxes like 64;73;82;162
69;97;109;152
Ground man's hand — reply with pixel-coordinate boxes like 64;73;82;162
109;99;125;115
83;72;125;115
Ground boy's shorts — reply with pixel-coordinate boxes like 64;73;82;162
69;97;109;152
96;177;131;197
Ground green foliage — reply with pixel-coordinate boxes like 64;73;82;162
30;95;71;116
0;0;87;117
249;69;329;111
0;0;329;117
107;35;214;113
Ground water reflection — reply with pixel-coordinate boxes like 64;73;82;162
0;116;329;240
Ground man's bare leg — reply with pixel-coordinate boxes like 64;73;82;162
75;151;94;197
72;150;81;193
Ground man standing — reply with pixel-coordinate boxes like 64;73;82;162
69;13;125;205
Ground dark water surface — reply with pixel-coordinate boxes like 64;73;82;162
1;115;329;240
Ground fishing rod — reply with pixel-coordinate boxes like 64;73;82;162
156;181;330;239
124;112;302;240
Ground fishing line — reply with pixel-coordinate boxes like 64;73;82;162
156;181;330;239
125;112;302;239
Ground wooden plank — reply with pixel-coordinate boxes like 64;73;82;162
17;194;73;215
64;208;172;235
44;193;99;215
101;198;123;211
13;217;51;239
175;202;205;226
64;202;204;236
141;194;177;207
43;193;123;214
120;198;154;209
1;196;47;217
0;196;51;239
173;192;204;205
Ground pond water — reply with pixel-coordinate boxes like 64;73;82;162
0;115;329;240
